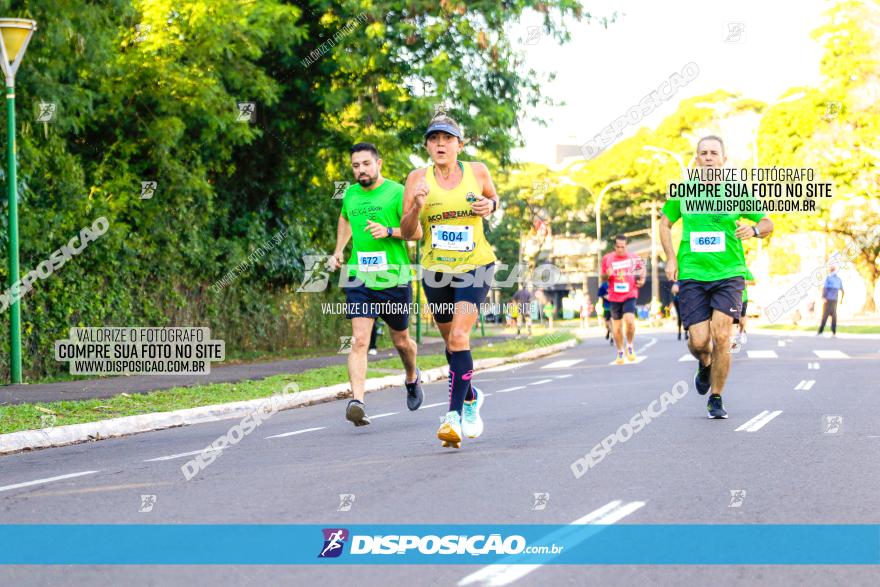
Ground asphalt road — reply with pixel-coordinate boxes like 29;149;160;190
1;330;878;586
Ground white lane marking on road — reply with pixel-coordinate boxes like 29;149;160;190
480;362;533;373
541;359;583;369
370;412;397;419
531;379;554;386
814;350;849;359
555;374;573;379
0;470;100;493
808;362;820;370
794;380;816;391
778;340;786;347
265;427;326;440
420;402;447;409
144;448;220;462
607;356;647;365
747;350;778;359
679;354;698;362
637;337;657;353
735;410;783;432
495;386;526;393
458;500;645;587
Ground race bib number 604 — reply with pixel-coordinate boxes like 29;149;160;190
431;224;474;252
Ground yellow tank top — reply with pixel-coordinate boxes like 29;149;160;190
419;161;497;272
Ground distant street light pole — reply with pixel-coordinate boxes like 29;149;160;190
0;18;37;384
594;178;632;277
643;145;687;180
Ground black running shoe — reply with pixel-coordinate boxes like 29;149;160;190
405;368;424;411
707;394;728;419
345;399;371;426
694;362;712;395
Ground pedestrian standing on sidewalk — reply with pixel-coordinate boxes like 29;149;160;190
817;266;844;337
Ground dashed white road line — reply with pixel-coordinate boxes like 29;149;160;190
144;448;220;462
370;412;398;419
813;350;849;359
458;499;646;586
531;379;553;386
637;337;657;353
735;410;783;432
808;362;821;370
607;356;647;365
420;401;448;409
679;354;697;362
481;362;533;373
495;386;526;393
0;470;100;493
746;350;778;359
265;427;326;440
794;380;816;391
555;374;573;379
541;359;583;369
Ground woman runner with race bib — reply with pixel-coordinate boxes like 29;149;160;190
400;115;499;449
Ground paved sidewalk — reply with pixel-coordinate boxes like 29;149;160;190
0;335;513;406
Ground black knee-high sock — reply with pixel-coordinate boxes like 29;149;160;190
447;348;475;401
448;349;474;415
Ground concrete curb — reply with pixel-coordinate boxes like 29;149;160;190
0;338;578;455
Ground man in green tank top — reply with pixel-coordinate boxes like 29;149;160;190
327;143;423;426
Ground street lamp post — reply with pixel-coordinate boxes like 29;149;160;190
643;145;687;180
0;18;37;384
594;179;632;277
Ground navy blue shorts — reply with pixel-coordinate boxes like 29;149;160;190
609;298;637;320
422;263;495;324
679;277;744;328
344;283;411;332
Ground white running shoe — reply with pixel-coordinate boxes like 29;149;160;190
438;410;463;448
461;387;485;438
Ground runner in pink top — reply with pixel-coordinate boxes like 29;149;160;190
600;234;646;364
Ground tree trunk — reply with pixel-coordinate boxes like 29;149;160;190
860;270;877;314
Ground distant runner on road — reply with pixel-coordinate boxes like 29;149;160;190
601;234;645;364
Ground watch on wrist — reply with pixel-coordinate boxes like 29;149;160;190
491;198;497;212
752;226;760;238
386;226;393;237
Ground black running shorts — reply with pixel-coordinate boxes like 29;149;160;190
678;277;745;328
421;263;495;324
609;298;637;320
344;282;412;331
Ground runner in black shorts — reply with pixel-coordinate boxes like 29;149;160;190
328;142;423;426
400;115;499;449
660;135;773;419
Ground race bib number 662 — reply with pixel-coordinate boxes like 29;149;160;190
690;231;725;253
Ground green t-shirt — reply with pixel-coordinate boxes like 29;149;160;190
662;195;764;282
341;179;411;290
743;268;754;302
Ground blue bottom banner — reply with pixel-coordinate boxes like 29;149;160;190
0;524;878;564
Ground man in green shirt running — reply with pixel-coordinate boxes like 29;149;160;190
327;143;423;426
660;135;773;418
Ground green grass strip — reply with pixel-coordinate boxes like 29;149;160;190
0;332;574;435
